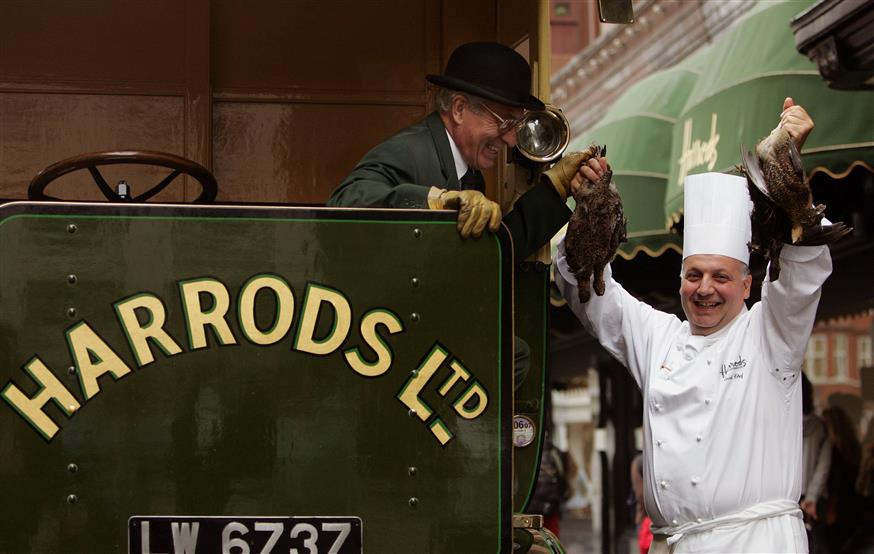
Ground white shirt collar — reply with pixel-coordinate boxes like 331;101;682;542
445;130;469;181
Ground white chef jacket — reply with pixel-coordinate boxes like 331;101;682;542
555;238;832;553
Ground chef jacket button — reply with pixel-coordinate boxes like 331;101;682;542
696;517;703;523
656;440;663;447
706;359;711;365
704;397;711;405
675;344;681;351
672;519;678;526
691;477;699;486
654;403;662;412
696;435;702;442
659;480;668;489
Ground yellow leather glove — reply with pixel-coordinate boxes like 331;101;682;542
428;188;502;238
541;151;590;199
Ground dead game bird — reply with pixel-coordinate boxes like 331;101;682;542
564;145;627;303
741;126;851;281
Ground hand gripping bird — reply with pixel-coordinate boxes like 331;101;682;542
741;126;851;281
564;145;628;302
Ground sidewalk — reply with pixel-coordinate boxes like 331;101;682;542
559;513;637;554
559;514;598;554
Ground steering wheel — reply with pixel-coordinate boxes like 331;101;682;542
28;150;218;203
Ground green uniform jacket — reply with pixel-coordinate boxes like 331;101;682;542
327;111;571;260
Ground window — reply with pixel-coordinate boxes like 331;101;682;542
805;334;828;382
834;334;848;381
860;336;873;368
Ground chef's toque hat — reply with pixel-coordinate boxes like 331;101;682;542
682;172;751;265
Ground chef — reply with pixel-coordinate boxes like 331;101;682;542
555;100;830;552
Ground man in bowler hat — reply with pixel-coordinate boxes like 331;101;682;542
327;41;596;260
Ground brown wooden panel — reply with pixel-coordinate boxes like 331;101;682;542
440;0;497;62
213;102;425;204
212;0;434;95
0;0;188;89
0;93;186;201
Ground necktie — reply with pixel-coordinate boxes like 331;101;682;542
460;169;485;193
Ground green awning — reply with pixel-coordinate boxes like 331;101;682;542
664;0;874;226
562;49;708;260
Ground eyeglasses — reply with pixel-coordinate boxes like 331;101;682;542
476;103;525;134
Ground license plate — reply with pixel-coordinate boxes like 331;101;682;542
129;515;362;554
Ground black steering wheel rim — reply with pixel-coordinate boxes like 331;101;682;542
28;150;218;204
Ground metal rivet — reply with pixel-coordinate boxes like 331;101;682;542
408;497;418;508
408;409;416;417
411;369;418;377
408;467;417;477
411;277;420;287
66;307;77;318
410;313;420;323
67;366;77;376
67;274;78;285
67;463;78;474
413;228;422;238
67;224;77;234
66;494;78;504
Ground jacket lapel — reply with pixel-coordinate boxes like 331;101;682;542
425;111;460;189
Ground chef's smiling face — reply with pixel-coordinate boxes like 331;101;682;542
680;254;752;336
449;97;522;170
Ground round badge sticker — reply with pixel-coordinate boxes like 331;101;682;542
512;415;536;448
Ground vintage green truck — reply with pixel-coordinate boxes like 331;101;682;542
0;152;563;553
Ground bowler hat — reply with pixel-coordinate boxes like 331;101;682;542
427;42;545;111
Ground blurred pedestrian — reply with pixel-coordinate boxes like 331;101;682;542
529;433;576;537
857;418;874;499
631;453;653;554
822;405;862;553
800;373;831;553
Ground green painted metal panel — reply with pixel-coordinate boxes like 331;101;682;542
511;262;550;513
0;202;514;553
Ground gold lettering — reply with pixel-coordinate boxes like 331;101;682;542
67;322;133;400
179;278;237;349
294;284;352;355
343;309;404;377
453;381;488;419
677;113;720;185
397;344;447;421
438;360;470;396
429;418;453;446
115;293;183;366
1;357;80;440
238;275;295;345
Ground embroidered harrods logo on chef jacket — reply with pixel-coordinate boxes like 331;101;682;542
719;355;747;381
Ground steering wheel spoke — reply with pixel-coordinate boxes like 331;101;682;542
134;169;182;202
87;166;121;201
